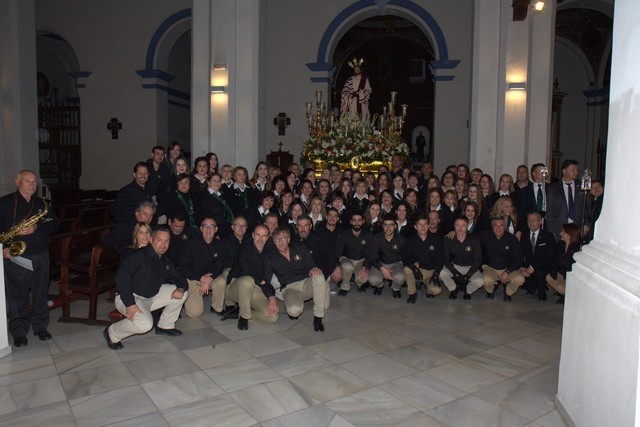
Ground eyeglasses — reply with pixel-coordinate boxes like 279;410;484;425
201;224;217;229
274;237;289;242
232;224;247;228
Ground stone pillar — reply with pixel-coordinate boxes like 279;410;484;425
0;0;38;196
556;0;640;426
469;0;555;177
192;0;265;168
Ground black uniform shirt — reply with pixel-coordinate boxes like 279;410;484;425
403;232;444;273
228;243;275;299
265;243;315;288
336;228;372;265
371;232;405;268
444;234;482;276
178;235;224;280
480;230;523;271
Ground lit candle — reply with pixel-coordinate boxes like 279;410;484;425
306;102;312;114
390;91;397;104
401;104;408;117
316;91;322;105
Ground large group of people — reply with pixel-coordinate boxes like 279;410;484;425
0;142;604;350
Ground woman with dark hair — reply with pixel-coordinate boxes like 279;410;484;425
392;175;406;203
245;190;276;231
165;141;182;168
277;189;294;226
480;174;495;199
190;156;209;193
225;166;259;217
454;178;467;202
441;171;456;192
364;201;383;234
379;190;395;217
287;200;305;236
271;175;287;201
162;155;190;195
156;173;198;229
335;177;354;203
457;163;471;183
588;180;604;242
285;171;298;194
395;202;414;237
546;223;581;303
298;179;316;212
205;152;219;174
195;172;233;237
350;179;370;213
462;201;481;234
309;196;327;229
427;187;454;234
316;179;332;206
376;172;391;198
302;168;317;188
404;188;422;221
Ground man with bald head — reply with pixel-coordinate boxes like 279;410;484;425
1;170;59;347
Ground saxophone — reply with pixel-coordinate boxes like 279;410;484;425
0;201;51;257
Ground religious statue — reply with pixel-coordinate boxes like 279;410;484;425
415;131;426;160
340;57;372;121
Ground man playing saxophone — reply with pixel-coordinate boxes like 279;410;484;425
0;170;59;347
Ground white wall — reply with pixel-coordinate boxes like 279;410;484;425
35;0;191;190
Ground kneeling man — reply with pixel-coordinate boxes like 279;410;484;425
104;228;188;349
226;225;279;330
265;226;327;331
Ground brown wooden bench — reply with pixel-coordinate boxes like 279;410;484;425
58;225;119;325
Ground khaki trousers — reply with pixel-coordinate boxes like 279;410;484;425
339;257;367;290
282;275;327;318
403;267;442;296
368;262;405;290
482;266;525;296
226;276;278;323
440;265;484;294
546;273;566;295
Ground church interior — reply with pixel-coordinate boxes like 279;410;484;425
2;0;639;426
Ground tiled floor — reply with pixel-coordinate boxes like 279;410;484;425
0;287;569;426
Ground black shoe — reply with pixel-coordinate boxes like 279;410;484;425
155;327;182;336
13;337;28;348
503;295;512;302
407;293;417;304
463;293;471;300
357;285;366;293
237;317;249;330
557;295;565;304
288;314;299;320
538;295;548;301
35;330;52;341
486;292;494;299
373;287;383;295
102;327;122;350
313;316;325;332
337;290;349;297
392;290;401;298
221;306;240;321
526;289;536;296
449;291;457;300
426;293;435;299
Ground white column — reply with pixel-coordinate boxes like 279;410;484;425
0;0;38;195
525;1;556;167
556;0;640;426
191;0;265;168
469;0;502;175
0;245;10;358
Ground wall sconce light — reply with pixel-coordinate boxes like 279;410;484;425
508;82;526;91
210;86;226;93
211;64;228;94
213;64;227;71
533;1;544;12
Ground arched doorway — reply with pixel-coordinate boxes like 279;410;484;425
36;31;82;191
167;30;192;152
331;15;435;164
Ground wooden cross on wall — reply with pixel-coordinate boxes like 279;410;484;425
107;117;122;139
273;112;291;136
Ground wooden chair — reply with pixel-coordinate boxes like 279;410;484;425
58;225;119;325
77;206;110;229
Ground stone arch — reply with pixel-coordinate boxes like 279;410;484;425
306;0;459;82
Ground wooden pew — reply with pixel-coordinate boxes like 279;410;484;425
58;225;119;325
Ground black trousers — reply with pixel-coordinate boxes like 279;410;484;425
4;252;50;338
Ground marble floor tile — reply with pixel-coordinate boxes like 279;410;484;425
474;378;556;421
428;395;530;427
424;360;508;393
322;317;379;337
161;395;256;427
325;387;421;425
307;338;377;364
456;325;521;347
183;342;252;370
160;327;229;351
350;329;415;353
280;324;345;347
515;311;564;328
115;335;180;362
213;320;275;340
0;401;76;426
233;332;301;358
288;366;372;404
51;329;109;353
259;347;333;377
172;315;210;332
483;318;549;337
204;359;282;393
505;337;561;363
463;345;541;377
53;345;122;374
141;371;225;410
422;333;492;358
423;313;485;331
379;372;468;412
384;345;458;371
340;353;417;385
59;362;137;399
69;384;158;427
229;378;311;422
0;375;66;413
387;322;449;342
258;404;354;427
514;363;560;395
125;351;200;383
527;328;563;347
532;409;570;427
0;355;57;387
351;312;413;330
104;411;168;426
390;413;450;427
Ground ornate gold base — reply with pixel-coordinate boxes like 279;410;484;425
312;159;389;175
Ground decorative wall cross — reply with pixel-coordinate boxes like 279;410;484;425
273;112;291;136
107;117;122;139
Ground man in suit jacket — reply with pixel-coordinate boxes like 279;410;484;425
545;159;591;240
520;212;556;301
518;163;547;218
